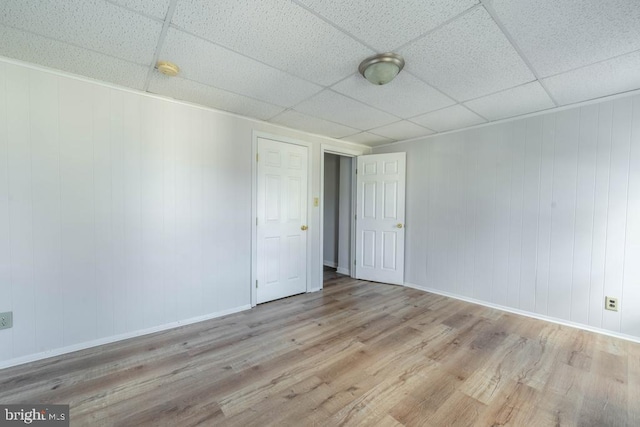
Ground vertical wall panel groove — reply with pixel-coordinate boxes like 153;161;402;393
518;116;543;312
110;89;126;336
59;77;97;346
572;105;598;326
589;102;613;327
30;69;63;352
193;113;204;307
493;126;511;307
28;71;36;354
568;109;582;321
7;63;36;357
507;121;525;308
603;99;633;331
535;115;556;315
93;84;113;340
461;134;475;298
621;97;640;336
547;109;579;321
0;62;12;361
620;97;633;331
455;139;464;294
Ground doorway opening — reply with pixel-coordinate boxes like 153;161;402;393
322;153;354;284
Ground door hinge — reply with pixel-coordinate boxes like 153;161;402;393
354;214;357;220
256;280;258;288
256;217;258;226
355;168;358;174
256;153;259;162
354;260;356;265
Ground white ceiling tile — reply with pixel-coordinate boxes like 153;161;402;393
464;81;555;121
3;0;639;141
269;110;359;139
411;105;485;132
341;132;393;146
160;29;322;108
401;7;534;101
171;0;373;86
370;121;434;141
148;74;285;120
0;25;148;89
490;0;640;77
293;0;478;51
331;72;455;118
542;51;640;106
0;0;162;65
108;0;171;19
294;90;398;130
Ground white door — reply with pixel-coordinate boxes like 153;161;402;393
355;153;406;285
256;137;308;303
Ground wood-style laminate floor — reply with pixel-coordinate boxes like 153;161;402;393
1;271;639;426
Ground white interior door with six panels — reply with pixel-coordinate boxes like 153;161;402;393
256;137;308;303
355;153;406;285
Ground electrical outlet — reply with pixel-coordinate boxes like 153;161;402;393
605;297;619;312
0;311;12;330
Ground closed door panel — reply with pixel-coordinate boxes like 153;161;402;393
356;153;406;285
257;138;308;303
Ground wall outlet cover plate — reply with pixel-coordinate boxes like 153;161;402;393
605;297;618;312
0;311;13;330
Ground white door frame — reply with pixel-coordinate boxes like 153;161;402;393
319;143;367;288
251;131;313;307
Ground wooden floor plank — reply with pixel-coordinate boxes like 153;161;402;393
0;270;639;426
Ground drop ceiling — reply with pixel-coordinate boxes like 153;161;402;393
1;0;639;147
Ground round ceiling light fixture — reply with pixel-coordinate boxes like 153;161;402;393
157;60;180;77
358;52;405;85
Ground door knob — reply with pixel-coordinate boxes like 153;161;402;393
301;225;308;231
396;223;403;229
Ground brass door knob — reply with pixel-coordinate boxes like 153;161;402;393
396;223;403;229
301;225;308;231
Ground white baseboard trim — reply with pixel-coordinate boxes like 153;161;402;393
323;260;337;268
309;287;322;293
404;282;640;344
336;267;350;275
0;304;252;370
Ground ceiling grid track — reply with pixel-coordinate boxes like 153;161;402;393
143;0;179;92
392;3;483;52
480;0;559;107
290;0;378;53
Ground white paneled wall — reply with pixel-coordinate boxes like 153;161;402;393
375;94;640;339
0;61;259;364
0;57;365;366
